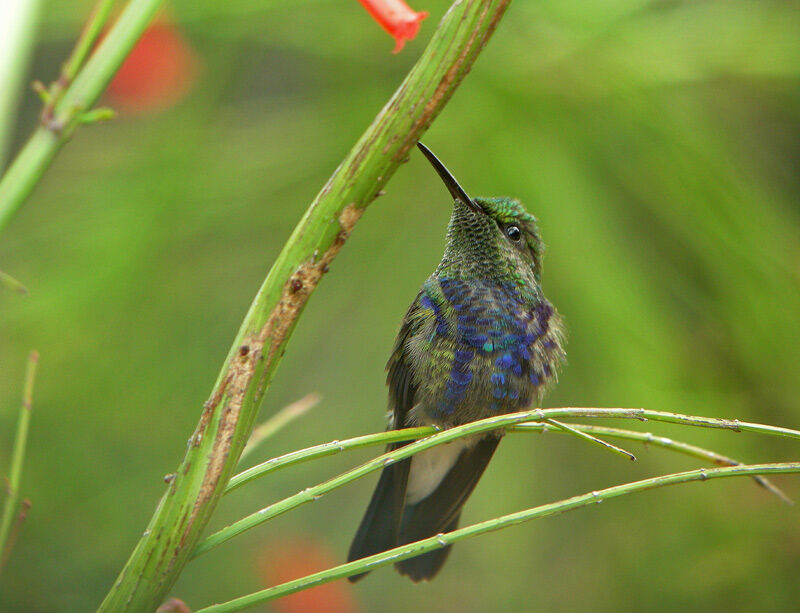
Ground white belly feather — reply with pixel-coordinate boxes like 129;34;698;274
405;439;470;505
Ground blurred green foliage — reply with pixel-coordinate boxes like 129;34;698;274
1;0;799;611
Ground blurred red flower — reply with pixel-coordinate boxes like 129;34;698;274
357;0;428;53
106;16;197;114
258;537;359;613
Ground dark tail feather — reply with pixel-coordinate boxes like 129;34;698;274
395;435;501;582
347;454;411;582
394;512;461;582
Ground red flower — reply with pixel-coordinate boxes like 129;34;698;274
258;537;359;613
357;0;429;53
106;16;197;114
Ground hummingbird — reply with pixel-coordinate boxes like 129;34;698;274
347;142;566;582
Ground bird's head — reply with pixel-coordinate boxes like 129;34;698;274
417;142;545;286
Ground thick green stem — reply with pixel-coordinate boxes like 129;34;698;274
0;0;161;234
97;2;511;610
0;350;38;574
196;462;800;613
0;0;43;169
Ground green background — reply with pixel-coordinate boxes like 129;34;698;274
2;0;799;611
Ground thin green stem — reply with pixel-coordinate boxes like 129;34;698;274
240;393;320;462
194;409;646;558
636;409;800;440
0;499;31;574
227;420;792;504
195;462;800;613
62;0;117;84
514;422;792;504
204;408;799;557
545;418;636;461
0;269;28;294
98;3;512;609
0;351;39;574
0;0;162;234
226;407;800;496
226;427;432;494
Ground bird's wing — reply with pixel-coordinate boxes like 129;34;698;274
385;293;427;432
347;291;431;578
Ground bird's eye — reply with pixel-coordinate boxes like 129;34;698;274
506;225;522;242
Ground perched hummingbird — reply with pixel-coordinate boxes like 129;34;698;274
348;143;566;582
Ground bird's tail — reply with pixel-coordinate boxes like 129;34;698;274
347;444;411;582
347;435;500;582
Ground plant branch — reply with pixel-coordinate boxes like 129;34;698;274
544;418;636;461
0;351;38;574
97;2;512;609
199;407;760;558
62;0;117;85
514;422;792;504
227;421;791;504
225;408;799;497
34;0;117;118
0;269;28;295
226;427;432;495
240;393;320;462
0;499;31;574
0;0;162;235
195;462;800;613
0;0;42;169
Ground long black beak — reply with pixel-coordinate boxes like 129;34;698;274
417;142;483;214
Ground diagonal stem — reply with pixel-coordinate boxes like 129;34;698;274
0;0;163;235
226;427;432;495
225;407;799;498
545;418;637;461
195;462;800;613
240;393;320;462
514;422;792;504
61;0;118;85
198;406;800;558
0;269;28;295
0;351;38;575
194;409;645;558
97;3;513;610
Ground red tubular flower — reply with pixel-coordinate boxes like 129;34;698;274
357;0;429;53
106;16;197;114
258;538;359;613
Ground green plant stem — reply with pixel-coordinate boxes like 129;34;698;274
227;420;791;504
225;407;800;497
545;418;636;461
0;499;31;574
240;393;320;462
62;0;117;84
514;422;792;504
0;0;42;169
0;0;162;235
0;351;39;574
226;427;432;494
195;462;800;613
97;2;511;610
192;409;658;558
0;269;28;294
